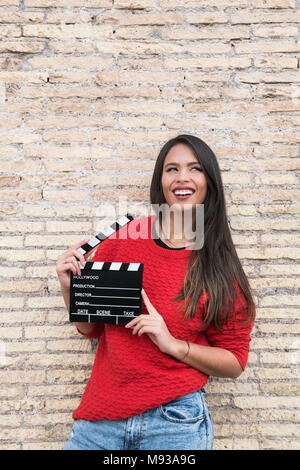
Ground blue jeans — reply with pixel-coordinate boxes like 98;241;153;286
64;388;214;450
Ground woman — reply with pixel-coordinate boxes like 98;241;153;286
56;134;256;450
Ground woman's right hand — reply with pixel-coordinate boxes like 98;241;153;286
56;239;91;290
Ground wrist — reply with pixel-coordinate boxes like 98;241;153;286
168;338;189;361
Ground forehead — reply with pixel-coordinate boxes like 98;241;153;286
164;143;198;164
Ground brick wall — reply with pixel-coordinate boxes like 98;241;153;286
0;0;299;450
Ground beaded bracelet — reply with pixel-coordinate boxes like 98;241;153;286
182;340;190;360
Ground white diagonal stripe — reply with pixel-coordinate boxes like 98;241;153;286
88;236;101;248
117;215;130;226
109;262;122;270
91;262;104;270
127;263;140;271
102;226;116;237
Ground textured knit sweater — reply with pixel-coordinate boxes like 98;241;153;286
72;215;254;421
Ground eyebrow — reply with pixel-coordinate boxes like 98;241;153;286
164;162;202;167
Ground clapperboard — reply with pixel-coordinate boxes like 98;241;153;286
69;214;144;325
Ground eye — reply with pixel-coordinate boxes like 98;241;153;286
166;167;177;172
192;166;202;171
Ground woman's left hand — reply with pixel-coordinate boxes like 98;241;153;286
125;289;177;356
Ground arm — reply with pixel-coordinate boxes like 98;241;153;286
127;289;252;379
56;239;100;336
168;339;243;379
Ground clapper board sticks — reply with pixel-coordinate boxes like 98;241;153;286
69;214;144;325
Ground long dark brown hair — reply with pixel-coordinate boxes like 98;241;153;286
150;134;256;331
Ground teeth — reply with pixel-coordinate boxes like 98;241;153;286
174;190;194;195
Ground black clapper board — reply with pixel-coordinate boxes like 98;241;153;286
69;214;144;325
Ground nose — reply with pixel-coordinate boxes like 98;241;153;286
175;167;190;182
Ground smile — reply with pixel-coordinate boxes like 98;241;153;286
172;189;195;199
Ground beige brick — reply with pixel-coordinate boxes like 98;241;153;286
260;264;300;275
186;12;228;24
0;267;24;277
23;24;112;38
0;297;24;309
253;25;298;37
5;341;45;353
118;115;163;128
252;0;296;7
0;310;45;323
0;326;22;339
0;189;42;202
0;41;45;53
0;370;45;384
256;308;299;320
28;384;83;396
0;280;44;293
236;71;300;84
97;11;183;25
162;26;250;40
24;325;74;339
261;295;300;307
46;397;81;410
115;26;157;40
236;247;300;259
0;11;44;23
0;236;22;248
250;277;300;289
236;158;300;171
0;221;43;233
232;11;300;24
26;296;64;309
258;204;300;215
114;0;157;7
165;57;251;70
47;368;90;383
233;396;298;409
233;439;259;450
254;57;297;68
261;234;300;245
256;367;296;379
96;40;184;55
29;56;114;69
231;189;300;202
160;0;248;8
42;190;87;202
46;221;92;233
234;40;300;54
24;0;112;5
261;439;300;450
0;249;44;262
23;412;72;426
24;352;95;367
230;218;300;231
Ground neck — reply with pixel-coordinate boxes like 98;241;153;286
157;210;196;247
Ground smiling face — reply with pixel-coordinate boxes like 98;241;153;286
161;143;207;210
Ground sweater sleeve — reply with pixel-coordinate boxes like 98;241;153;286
204;286;255;371
76;324;104;339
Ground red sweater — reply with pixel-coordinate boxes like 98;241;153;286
72;215;254;421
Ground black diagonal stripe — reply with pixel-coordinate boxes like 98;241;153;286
102;262;112;271
120;263;130;271
77;243;92;254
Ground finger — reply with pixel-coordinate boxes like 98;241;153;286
131;319;156;335
125;314;150;329
141;289;160;317
62;262;79;276
65;256;82;276
71;248;86;268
